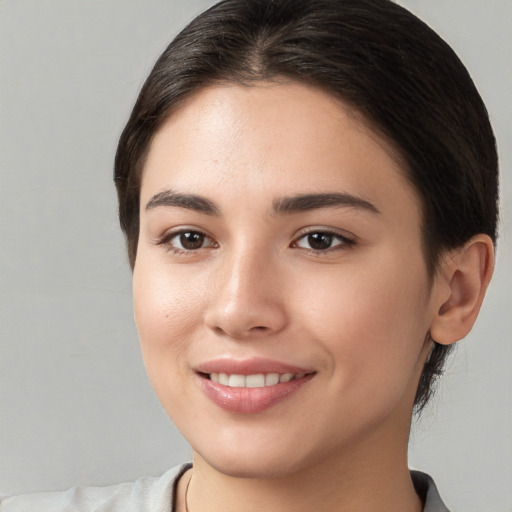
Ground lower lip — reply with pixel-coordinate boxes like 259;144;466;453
198;374;314;414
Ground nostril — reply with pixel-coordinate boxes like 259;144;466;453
213;326;225;336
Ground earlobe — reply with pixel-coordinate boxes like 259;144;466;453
430;234;494;345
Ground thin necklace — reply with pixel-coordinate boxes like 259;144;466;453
184;472;192;512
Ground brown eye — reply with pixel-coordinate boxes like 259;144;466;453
306;233;334;250
163;230;215;252
294;231;353;252
178;231;206;250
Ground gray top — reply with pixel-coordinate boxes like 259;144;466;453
1;465;450;511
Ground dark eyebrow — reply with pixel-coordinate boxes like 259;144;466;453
272;193;380;215
145;190;220;215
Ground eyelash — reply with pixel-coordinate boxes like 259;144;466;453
156;228;355;255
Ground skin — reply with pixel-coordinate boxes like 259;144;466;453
133;82;493;512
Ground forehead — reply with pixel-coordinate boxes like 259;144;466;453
141;81;420;221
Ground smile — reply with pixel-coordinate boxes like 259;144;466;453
208;372;306;388
196;358;315;413
198;371;314;414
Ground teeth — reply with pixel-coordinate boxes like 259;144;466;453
265;373;279;386
208;372;306;388
228;374;246;387
246;374;265;388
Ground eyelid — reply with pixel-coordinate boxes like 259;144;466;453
292;225;356;241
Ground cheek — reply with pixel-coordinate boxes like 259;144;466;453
132;261;206;365
295;251;431;378
132;260;212;424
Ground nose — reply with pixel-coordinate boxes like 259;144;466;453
204;247;288;340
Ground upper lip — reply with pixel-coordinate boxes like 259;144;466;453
196;357;313;376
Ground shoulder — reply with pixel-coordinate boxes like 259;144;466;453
411;470;451;512
0;464;190;512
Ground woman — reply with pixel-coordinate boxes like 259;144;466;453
1;0;499;510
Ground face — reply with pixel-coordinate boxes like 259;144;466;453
133;82;438;478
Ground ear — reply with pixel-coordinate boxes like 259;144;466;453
429;234;494;345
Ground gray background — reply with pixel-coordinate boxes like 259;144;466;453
0;1;510;510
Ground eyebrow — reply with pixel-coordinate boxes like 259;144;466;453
272;193;380;215
145;190;380;216
145;190;220;215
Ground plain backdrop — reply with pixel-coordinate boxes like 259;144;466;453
1;1;511;510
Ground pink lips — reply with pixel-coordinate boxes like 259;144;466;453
196;357;315;414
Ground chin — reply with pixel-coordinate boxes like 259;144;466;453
191;429;329;480
200;450;314;480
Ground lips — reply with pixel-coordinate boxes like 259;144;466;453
196;358;315;414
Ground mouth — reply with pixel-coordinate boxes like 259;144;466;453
195;359;315;414
202;371;308;388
